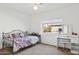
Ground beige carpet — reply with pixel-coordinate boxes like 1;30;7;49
16;44;66;55
0;47;12;55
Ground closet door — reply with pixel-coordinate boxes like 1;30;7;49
41;33;49;44
41;33;58;46
41;19;63;46
49;33;58;46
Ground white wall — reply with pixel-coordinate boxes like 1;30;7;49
0;5;31;49
30;4;79;34
0;5;30;32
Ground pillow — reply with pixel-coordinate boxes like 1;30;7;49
8;30;25;38
4;33;11;39
11;34;16;38
11;33;19;38
18;33;25;38
11;32;25;38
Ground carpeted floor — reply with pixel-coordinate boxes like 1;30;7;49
0;47;12;55
16;44;66;55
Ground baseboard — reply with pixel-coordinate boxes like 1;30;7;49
41;43;57;47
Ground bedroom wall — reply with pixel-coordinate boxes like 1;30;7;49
0;5;31;33
30;4;79;34
0;5;31;49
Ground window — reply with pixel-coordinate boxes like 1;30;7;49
42;24;63;33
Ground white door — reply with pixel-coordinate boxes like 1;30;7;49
41;33;58;46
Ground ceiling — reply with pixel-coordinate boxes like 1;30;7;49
0;3;74;16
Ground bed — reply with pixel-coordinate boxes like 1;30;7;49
2;30;41;54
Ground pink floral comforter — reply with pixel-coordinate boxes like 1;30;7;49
13;37;32;52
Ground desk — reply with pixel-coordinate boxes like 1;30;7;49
57;37;71;49
57;36;79;54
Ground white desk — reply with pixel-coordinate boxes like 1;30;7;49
57;35;79;54
57;37;71;49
